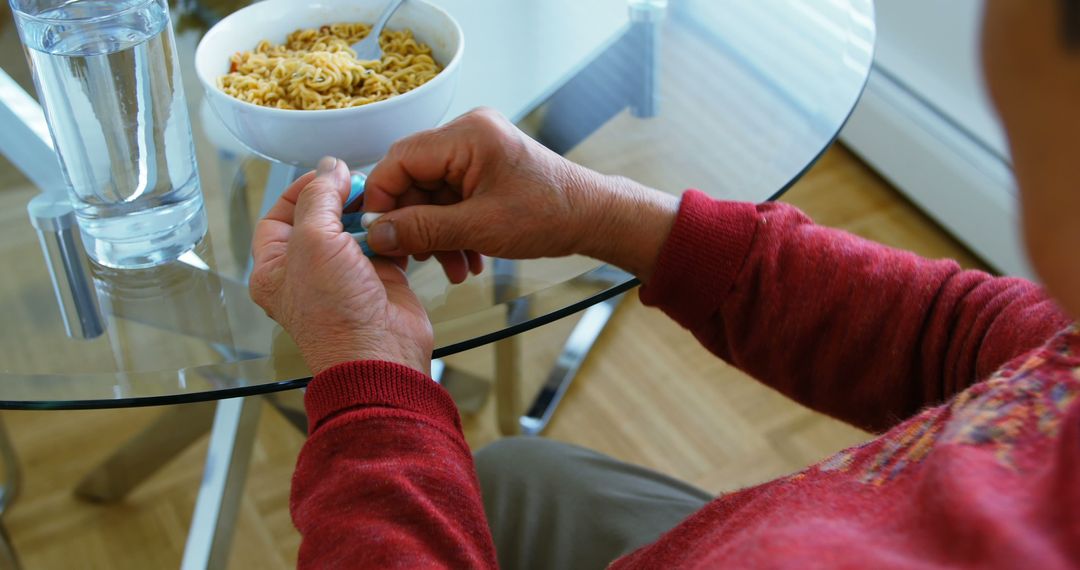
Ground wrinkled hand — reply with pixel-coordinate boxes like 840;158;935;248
364;108;678;283
250;157;433;376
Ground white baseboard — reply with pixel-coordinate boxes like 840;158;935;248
839;67;1034;279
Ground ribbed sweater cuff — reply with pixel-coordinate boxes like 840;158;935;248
640;190;760;313
304;360;459;434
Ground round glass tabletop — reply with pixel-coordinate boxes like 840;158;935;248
0;0;875;409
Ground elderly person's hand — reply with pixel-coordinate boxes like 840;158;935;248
364;108;679;283
250;157;433;376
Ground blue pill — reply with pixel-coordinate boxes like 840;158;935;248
346;173;366;208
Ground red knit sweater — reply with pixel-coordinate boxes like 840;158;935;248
291;190;1079;568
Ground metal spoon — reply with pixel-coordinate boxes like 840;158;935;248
351;0;407;61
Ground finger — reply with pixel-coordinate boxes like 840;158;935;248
414;179;446;192
366;202;483;256
365;135;440;212
264;171;318;225
414;252;432;262
293;157;351;235
432;187;463;207
251;218;293;266
365;122;475;212
253;169;317;262
374;258;429;318
371;257;410;286
398;188;434;209
434;250;469;284
466;250;484;275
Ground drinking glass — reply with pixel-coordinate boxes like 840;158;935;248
10;0;207;268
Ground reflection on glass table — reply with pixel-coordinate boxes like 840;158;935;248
0;0;650;409
0;0;875;409
0;0;874;568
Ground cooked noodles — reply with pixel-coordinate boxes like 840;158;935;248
218;23;441;110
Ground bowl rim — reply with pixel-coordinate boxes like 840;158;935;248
193;0;464;117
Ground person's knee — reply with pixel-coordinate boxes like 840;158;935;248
475;436;580;490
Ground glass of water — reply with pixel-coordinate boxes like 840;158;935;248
10;0;207;268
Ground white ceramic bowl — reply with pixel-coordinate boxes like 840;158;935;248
195;0;463;168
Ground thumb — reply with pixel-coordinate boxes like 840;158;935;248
294;156;350;233
367;202;481;255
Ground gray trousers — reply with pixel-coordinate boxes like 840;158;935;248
475;437;712;570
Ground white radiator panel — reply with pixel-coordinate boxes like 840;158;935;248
841;0;1037;278
840;68;1033;279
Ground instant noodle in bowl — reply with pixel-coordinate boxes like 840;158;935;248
194;0;463;168
219;23;442;110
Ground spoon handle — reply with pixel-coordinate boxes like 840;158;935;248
371;0;407;37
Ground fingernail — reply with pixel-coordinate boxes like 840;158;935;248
368;220;398;251
316;156;338;177
360;212;383;229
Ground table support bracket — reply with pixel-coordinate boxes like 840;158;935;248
520;293;624;435
180;397;262;570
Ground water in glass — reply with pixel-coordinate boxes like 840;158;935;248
13;0;206;268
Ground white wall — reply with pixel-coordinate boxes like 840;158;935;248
841;0;1033;277
872;0;1009;161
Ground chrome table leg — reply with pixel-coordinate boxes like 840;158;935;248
494;330;522;436
180;397;262;570
533;1;667;153
629;0;667;119
492;258;530;436
520;294;625;435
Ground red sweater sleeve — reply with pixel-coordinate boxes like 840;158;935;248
640;190;1070;432
291;361;497;569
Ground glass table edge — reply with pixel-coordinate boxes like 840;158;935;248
765;66;875;201
0;274;641;410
